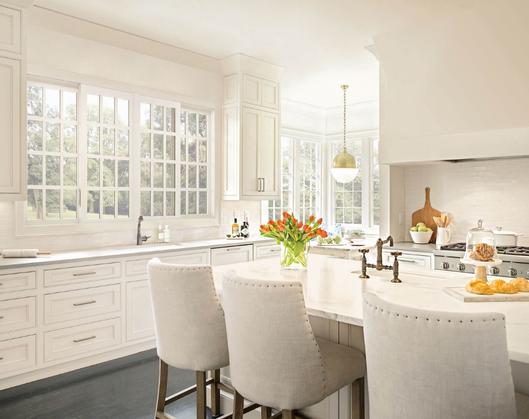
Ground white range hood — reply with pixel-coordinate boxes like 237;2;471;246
375;0;529;165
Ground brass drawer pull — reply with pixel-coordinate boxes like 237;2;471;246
225;247;243;252
0;283;3;286
0;316;4;320
73;335;96;343
72;271;97;277
0;356;3;361
73;300;96;307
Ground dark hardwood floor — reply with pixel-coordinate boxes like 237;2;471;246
0;350;200;419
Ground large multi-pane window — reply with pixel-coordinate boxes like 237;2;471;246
179;109;209;216
86;91;131;219
266;137;294;220
25;82;213;224
332;140;363;225
298;140;321;222
265;136;322;222
139;101;178;217
26;83;79;221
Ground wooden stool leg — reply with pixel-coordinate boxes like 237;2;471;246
196;371;207;419
282;410;294;419
261;406;272;419
211;369;221;416
354;377;365;419
155;359;168;418
233;390;245;419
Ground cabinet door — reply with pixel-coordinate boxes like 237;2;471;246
260;80;279;110
257;111;279;196
241;107;260;197
242;74;260;106
0;6;21;55
0;56;21;195
126;280;155;341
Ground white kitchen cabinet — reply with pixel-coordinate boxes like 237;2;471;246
382;250;434;272
0;335;35;377
241;107;279;198
221;57;282;201
211;245;253;266
0;3;24;200
124;249;210;277
126;280;155;341
254;243;281;259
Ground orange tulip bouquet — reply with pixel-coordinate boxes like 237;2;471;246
259;212;328;270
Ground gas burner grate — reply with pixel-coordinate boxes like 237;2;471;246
440;243;466;251
498;246;529;256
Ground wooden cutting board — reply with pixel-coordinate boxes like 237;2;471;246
444;287;529;302
411;187;441;243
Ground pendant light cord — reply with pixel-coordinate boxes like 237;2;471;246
341;84;348;152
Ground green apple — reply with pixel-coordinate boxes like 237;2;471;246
410;226;418;232
416;222;426;228
418;226;429;232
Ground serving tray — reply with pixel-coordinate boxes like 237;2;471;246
444;287;529;302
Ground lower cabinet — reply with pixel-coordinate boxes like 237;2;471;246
211;245;253;266
254;243;281;259
44;317;121;363
126;280;155;342
0;335;36;377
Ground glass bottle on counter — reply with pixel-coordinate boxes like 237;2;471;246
232;218;240;237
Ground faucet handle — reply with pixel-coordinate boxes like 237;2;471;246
391;251;402;257
359;248;370;254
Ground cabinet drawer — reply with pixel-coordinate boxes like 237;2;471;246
125;250;210;277
44;318;121;362
0;6;21;55
44;285;121;325
44;262;121;287
254;244;281;259
383;251;433;272
0;297;36;334
0;271;36;294
211;245;253;266
0;335;36;376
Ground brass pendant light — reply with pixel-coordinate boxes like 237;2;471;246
331;84;359;183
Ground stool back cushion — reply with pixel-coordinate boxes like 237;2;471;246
363;292;516;419
147;259;229;371
222;274;326;410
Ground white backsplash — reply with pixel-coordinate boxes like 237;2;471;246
404;157;529;246
0;200;263;252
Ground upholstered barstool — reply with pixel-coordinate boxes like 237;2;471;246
147;259;231;419
363;292;529;419
222;274;366;419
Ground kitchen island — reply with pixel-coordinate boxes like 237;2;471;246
213;254;529;419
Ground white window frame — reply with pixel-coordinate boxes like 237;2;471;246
262;131;324;222
326;132;380;233
17;76;217;237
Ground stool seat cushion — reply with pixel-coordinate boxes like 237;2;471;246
317;338;366;397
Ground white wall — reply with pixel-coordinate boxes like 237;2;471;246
402;158;529;246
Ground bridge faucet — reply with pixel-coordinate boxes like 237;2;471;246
358;235;402;283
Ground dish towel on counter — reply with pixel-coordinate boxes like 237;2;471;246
2;249;41;258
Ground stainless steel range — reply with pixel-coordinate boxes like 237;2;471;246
434;243;529;278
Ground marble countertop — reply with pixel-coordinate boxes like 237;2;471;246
0;236;274;269
213;254;529;365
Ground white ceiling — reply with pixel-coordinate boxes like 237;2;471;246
34;0;468;107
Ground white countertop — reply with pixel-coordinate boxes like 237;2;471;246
213;254;529;365
0;236;275;269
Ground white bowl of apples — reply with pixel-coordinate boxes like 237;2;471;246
409;223;433;244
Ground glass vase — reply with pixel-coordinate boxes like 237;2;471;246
280;241;308;270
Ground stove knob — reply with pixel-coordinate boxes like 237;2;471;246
442;262;450;270
457;262;466;272
491;267;500;275
508;268;518;277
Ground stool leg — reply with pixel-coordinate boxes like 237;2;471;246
261;406;272;419
233;390;244;419
155;359;168;418
282;410;294;419
196;371;207;419
352;377;365;419
211;369;221;416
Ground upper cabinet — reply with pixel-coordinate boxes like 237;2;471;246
221;55;282;200
0;3;25;200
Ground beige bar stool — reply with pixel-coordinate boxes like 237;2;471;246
147;259;231;419
222;274;366;419
363;292;529;419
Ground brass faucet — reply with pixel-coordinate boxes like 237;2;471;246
359;236;402;283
